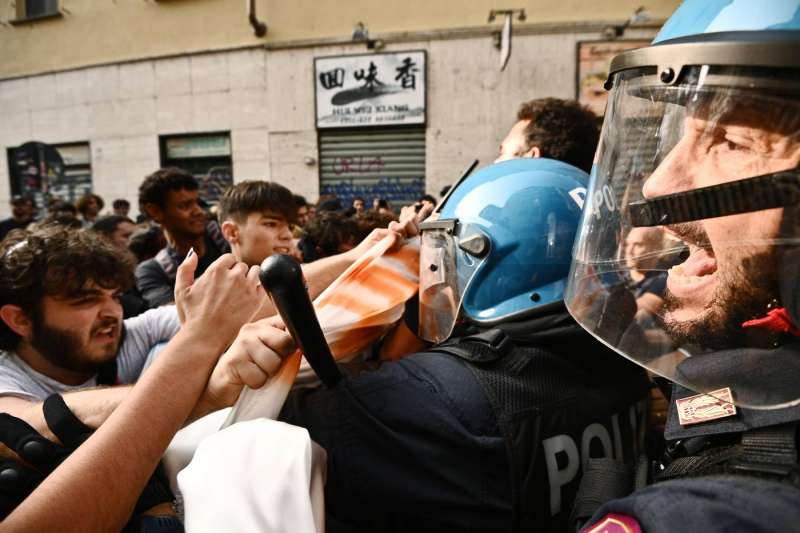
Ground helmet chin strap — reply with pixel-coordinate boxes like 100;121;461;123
627;166;800;227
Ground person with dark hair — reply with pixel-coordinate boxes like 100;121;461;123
91;215;136;248
0;227;182;497
47;199;78;217
92;216;149;319
218;180;393;322
294;194;310;227
352;196;366;215
496;97;599;173
111;198;131;217
372;198;396;219
218;180;297;268
298;211;359;262
317;195;343;213
418;194;437;211
75;193;104;228
353;210;395;242
0;247;279;531
128;225;167;264
0;195;36;242
135;167;229;307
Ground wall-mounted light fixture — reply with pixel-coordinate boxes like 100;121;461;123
603;6;650;40
488;9;526;71
352;21;384;50
352;21;369;41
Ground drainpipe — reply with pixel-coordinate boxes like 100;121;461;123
247;0;267;38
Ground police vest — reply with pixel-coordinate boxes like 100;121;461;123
429;327;652;532
575;383;800;532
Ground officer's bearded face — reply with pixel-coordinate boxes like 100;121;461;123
641;96;800;349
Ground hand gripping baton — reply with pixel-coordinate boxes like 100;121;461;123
259;254;342;387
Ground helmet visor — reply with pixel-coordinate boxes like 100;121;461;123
566;65;800;409
419;220;488;343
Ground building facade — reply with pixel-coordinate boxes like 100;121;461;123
0;0;679;218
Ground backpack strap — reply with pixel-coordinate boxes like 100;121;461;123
569;458;635;532
657;423;800;487
426;328;513;364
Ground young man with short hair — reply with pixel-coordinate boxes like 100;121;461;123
136;167;229;307
217;180;391;319
218;180;297;268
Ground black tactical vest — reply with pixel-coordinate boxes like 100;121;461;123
429;327;651;532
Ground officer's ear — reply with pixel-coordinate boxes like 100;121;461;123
523;146;541;159
221;220;240;245
0;304;32;339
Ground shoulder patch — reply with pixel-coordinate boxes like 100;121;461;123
676;387;736;426
584;513;642;533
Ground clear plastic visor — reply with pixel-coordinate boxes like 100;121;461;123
419;222;488;344
566;65;800;409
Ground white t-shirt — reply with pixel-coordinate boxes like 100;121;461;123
0;306;181;401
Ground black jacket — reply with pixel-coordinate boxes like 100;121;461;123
280;305;651;532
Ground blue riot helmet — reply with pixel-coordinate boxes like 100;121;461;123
418;158;588;344
565;0;800;409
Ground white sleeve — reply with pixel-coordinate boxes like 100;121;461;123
116;306;181;383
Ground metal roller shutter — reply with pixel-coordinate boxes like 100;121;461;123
319;127;425;210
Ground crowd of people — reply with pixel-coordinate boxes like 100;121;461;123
1;1;799;531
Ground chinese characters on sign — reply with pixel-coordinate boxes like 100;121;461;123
315;51;426;128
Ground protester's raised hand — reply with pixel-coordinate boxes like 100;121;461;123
345;227;394;260
174;251;264;349
389;202;434;239
198;319;296;412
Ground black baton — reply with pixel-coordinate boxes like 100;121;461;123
259;254;342;387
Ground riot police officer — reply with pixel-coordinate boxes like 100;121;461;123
280;158;651;532
564;1;800;530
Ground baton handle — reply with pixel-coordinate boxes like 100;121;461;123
259;254;341;387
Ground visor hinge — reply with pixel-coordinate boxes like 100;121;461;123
458;233;490;257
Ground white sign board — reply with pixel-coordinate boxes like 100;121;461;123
315;51;426;129
166;136;231;159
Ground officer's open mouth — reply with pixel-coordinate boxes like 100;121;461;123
668;243;717;284
273;246;290;254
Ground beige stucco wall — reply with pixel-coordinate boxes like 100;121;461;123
0;23;661;218
0;0;680;79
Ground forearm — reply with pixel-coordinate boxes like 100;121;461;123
249;251;356;322
0;387;132;443
2;326;225;532
302;251;354;299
